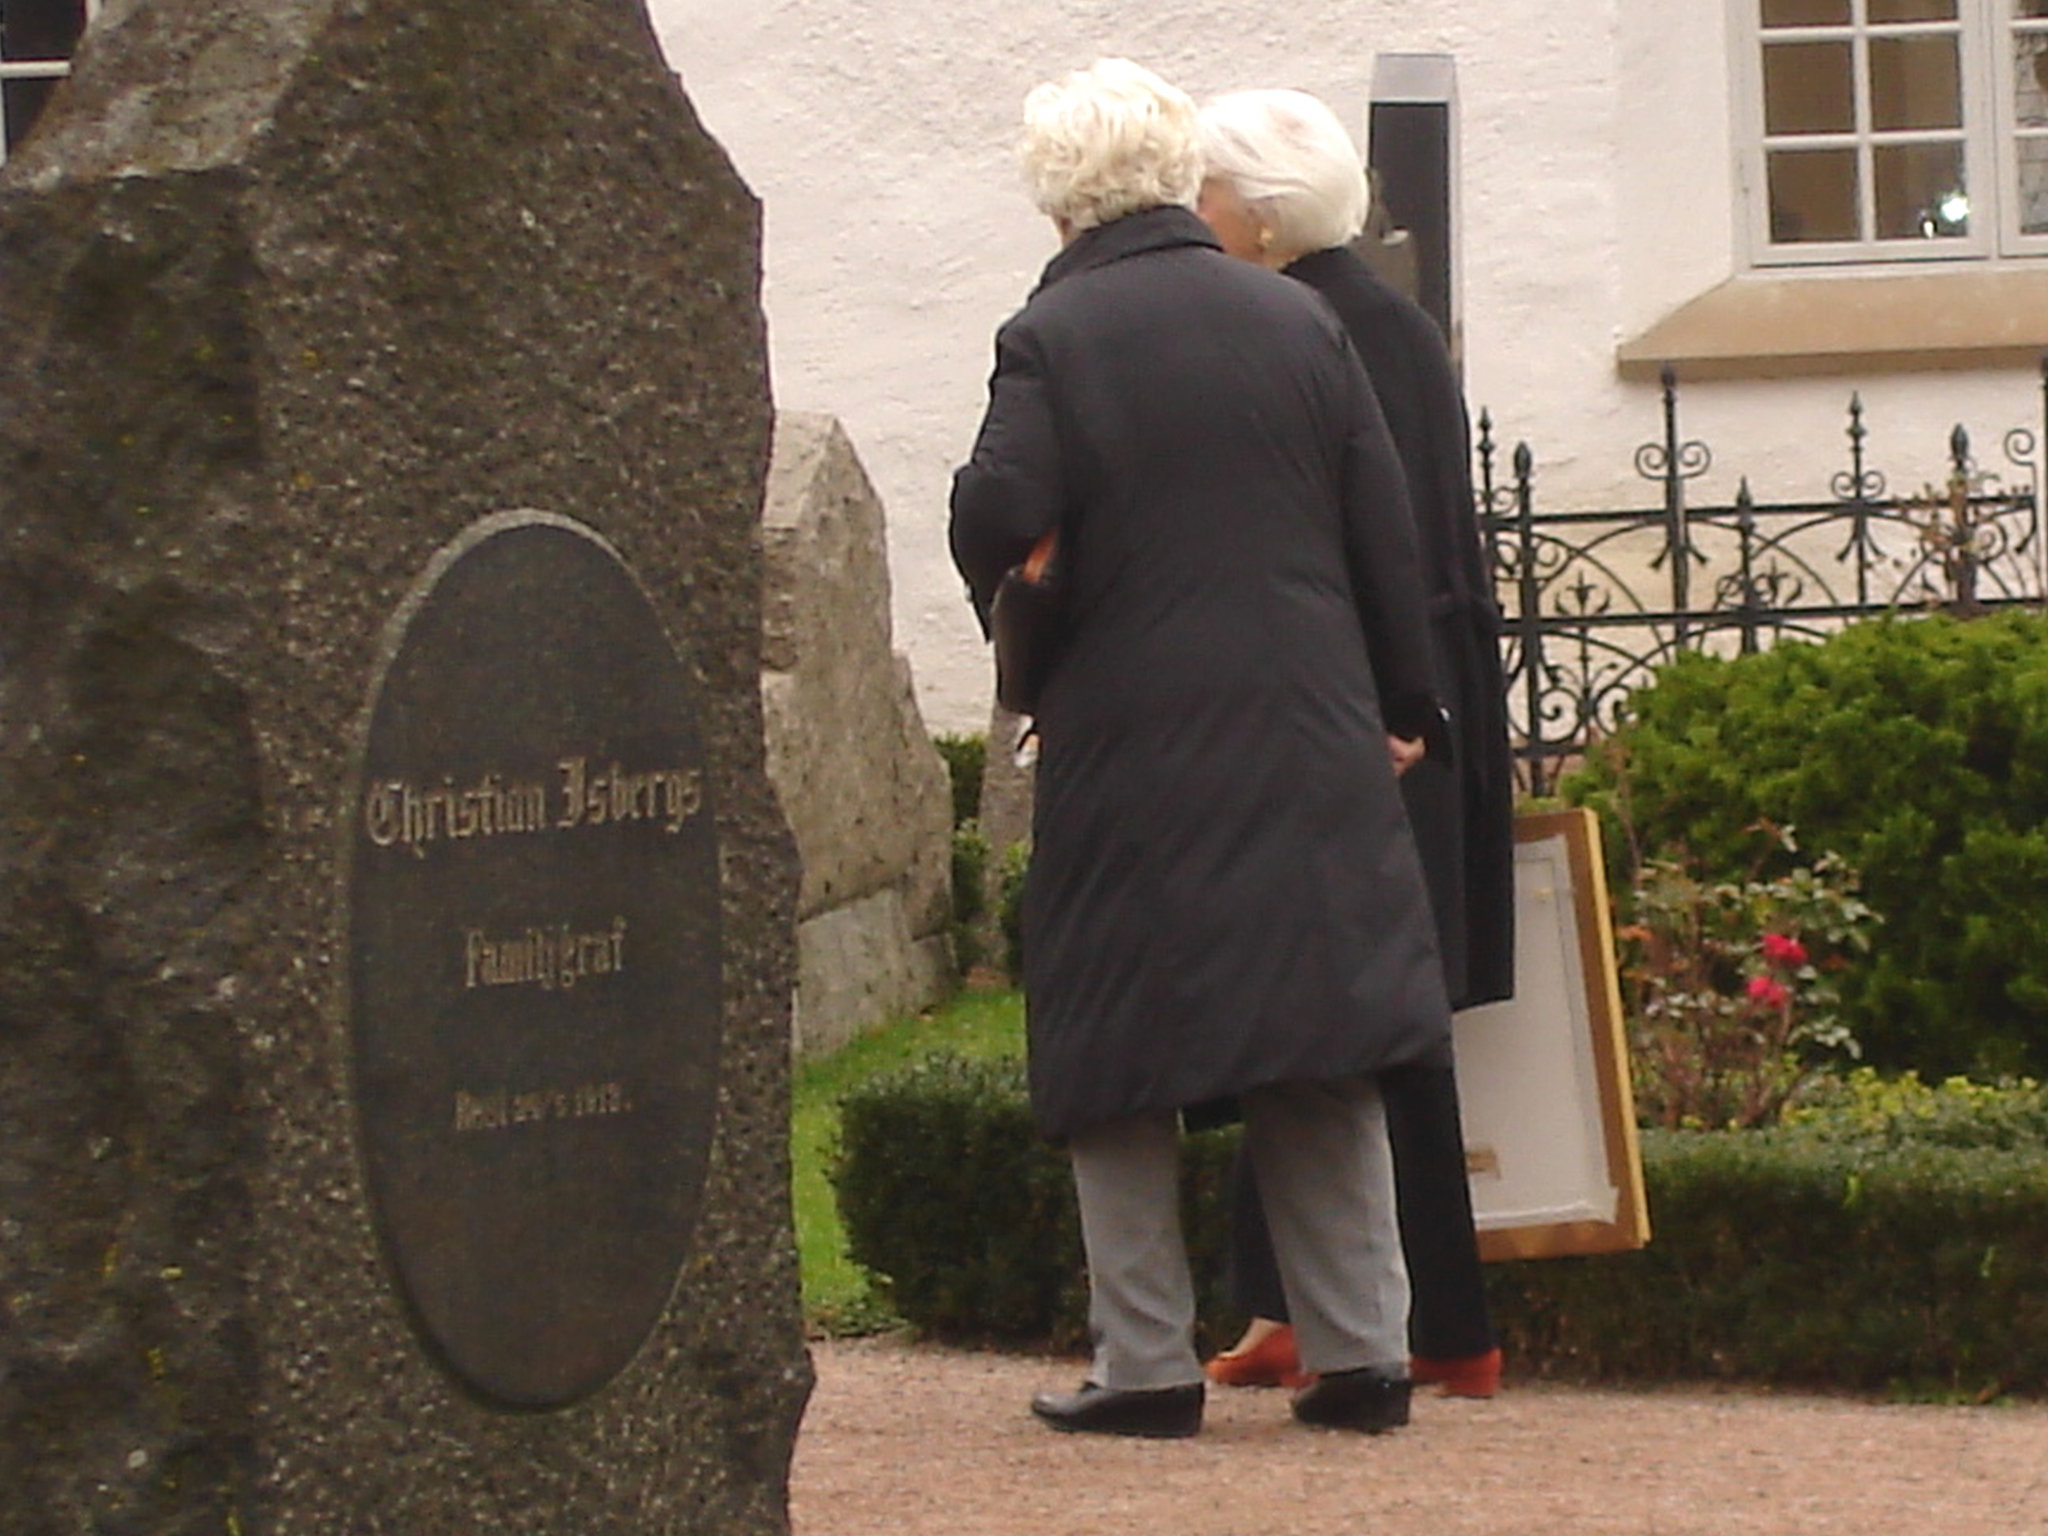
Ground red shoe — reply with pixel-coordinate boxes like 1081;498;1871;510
1204;1326;1308;1389
1410;1347;1502;1398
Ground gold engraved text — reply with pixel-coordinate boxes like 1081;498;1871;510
556;757;702;833
453;1081;631;1133
464;917;628;991
362;773;549;858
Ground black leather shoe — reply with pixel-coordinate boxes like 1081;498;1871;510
1030;1381;1204;1438
1290;1368;1411;1433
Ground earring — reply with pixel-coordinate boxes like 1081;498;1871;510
1257;227;1274;251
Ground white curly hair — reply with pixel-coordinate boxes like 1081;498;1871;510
1019;58;1202;232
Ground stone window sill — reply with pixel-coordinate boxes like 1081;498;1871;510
1617;266;2048;380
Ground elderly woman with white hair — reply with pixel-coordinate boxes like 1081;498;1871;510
1194;87;1517;1402
950;59;1454;1440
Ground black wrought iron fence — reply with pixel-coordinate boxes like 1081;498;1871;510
1478;363;2048;796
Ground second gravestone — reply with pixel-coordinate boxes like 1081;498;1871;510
0;1;807;1532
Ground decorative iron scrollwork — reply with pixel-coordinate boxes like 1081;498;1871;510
1483;365;2048;795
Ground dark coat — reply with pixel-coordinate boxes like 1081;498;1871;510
950;207;1453;1140
1286;247;1516;1011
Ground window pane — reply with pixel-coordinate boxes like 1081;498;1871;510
2;0;89;60
2020;32;2048;128
1762;0;1850;25
2019;137;2048;234
1764;41;1856;133
1870;36;1960;131
1872;141;1967;237
3;77;62;150
1867;0;1955;20
2018;0;2048;18
1768;147;1860;240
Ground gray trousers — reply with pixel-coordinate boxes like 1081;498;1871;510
1067;1076;1409;1391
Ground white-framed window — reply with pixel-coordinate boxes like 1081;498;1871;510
1740;0;2048;264
2;0;98;168
2001;0;2048;242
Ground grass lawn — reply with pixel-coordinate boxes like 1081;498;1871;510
791;986;1025;1334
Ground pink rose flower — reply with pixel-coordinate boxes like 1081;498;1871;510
1746;974;1791;1009
1760;932;1809;968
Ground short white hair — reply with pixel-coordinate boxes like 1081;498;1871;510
1019;58;1202;232
1196;88;1370;258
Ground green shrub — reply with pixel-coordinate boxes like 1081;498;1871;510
1488;1125;2048;1399
834;1055;1079;1343
793;992;1029;1334
1563;612;2048;1079
950;822;990;975
832;1053;1239;1349
834;1057;2048;1397
1785;1067;2048;1152
996;839;1030;984
932;732;987;831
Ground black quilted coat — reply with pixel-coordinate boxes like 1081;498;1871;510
1285;246;1516;1011
950;206;1453;1140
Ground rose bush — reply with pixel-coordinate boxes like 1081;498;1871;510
1562;612;2048;1079
1618;826;1878;1129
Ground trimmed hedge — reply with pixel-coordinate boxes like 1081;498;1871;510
834;1055;2048;1397
833;1055;1237;1351
1491;1129;2048;1398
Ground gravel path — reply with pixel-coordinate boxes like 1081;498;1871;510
791;1335;2048;1536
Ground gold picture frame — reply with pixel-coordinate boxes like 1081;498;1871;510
1453;808;1651;1262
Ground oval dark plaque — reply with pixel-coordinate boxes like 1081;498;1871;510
347;512;721;1408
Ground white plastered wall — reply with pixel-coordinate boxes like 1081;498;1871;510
1596;0;2042;532
651;0;2047;733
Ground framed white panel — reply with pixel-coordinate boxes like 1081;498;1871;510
1453;809;1651;1262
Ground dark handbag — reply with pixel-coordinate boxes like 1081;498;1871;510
990;530;1063;715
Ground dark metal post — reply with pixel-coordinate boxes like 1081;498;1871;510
1847;393;1871;606
1635;364;1709;646
1950;423;1980;612
2037;354;2048;596
1735;479;1760;655
1512;441;1547;796
1476;409;1507;582
1830;390;1887;597
1663;367;1691;639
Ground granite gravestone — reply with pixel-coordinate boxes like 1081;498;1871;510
760;413;954;1056
0;1;807;1532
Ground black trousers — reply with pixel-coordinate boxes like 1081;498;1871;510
1228;1058;1495;1360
